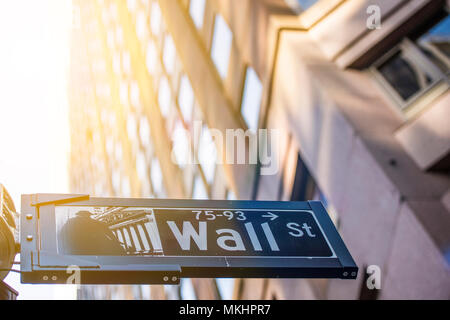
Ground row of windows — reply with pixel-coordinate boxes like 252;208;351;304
184;0;265;299
128;1;219;199
71;2;169;200
71;108;166;199
187;0;264;133
96;0;218;201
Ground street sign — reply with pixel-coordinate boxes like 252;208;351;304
153;209;334;257
20;194;358;284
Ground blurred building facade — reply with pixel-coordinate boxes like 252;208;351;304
68;0;450;300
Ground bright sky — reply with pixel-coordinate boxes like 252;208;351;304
0;0;76;299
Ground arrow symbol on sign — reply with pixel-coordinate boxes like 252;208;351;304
262;212;278;221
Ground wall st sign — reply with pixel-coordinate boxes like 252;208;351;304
17;193;358;284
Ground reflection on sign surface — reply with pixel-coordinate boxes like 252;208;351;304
56;206;163;256
56;206;334;258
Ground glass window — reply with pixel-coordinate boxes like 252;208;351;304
373;13;449;109
127;0;137;12
141;285;151;300
92;59;105;74
132;285;143;300
171;120;191;168
377;51;431;101
296;0;319;10
136;11;147;40
226;189;237;200
106;135;114;157
119;80;129;105
140;177;152;198
192;175;208;199
150;2;162;36
115;141;123;162
112;51;121;74
163;34;176;74
158;76;171;117
151;157;164;196
127;113;138;143
216;279;234;300
96;83;110;98
121;177;131;197
110;2;118;22
136;150;148;180
130;81;140;109
285;0;319;13
241;67;263;132
145;40;158;74
107;29;115;49
115;25;123;46
102;7;110;25
180;278;197;300
189;0;206;29
112;169;121;194
94;182;104;196
164;285;180;300
198;125;216;184
139;116;151;147
211;14;233;79
122;51;131;75
178;75;194;123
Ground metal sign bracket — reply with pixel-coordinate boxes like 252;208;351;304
30;194;90;207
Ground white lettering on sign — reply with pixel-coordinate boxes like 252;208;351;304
261;222;279;251
216;229;246;251
167;221;208;250
302;223;316;237
244;222;262;251
286;222;316;238
166;219;318;252
286;222;304;237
